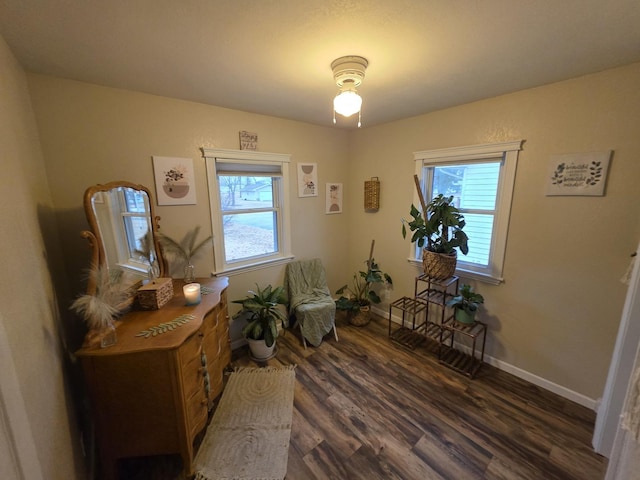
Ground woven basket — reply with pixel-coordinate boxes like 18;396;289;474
364;177;380;211
422;249;457;280
349;305;371;327
137;277;174;310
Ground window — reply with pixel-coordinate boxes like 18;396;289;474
412;141;523;284
203;148;293;274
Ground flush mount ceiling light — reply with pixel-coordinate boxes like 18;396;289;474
331;55;368;127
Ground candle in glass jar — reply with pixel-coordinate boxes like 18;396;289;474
183;283;201;305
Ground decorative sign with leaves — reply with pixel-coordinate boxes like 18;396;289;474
546;151;612;196
135;314;196;338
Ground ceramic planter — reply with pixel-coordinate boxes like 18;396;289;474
246;337;276;361
454;308;476;325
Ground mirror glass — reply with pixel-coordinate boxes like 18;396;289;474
83;181;165;294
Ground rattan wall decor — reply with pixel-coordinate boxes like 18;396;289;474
364;176;380;211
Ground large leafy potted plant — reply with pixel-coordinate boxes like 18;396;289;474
335;241;393;326
446;284;484;325
232;284;287;360
402;175;469;279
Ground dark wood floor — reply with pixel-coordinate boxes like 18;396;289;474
123;313;607;479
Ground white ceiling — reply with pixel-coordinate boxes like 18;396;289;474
1;0;639;128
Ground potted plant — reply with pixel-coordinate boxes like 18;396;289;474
402;176;469;279
446;284;484;325
232;284;288;360
335;241;393;326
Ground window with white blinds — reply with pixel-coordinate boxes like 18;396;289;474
203;148;293;275
413;141;523;284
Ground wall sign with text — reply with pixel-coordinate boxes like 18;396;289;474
546;151;612;196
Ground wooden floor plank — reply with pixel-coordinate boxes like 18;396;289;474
129;313;607;479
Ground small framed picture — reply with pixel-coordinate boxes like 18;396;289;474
239;131;258;150
297;163;318;197
152;156;197;205
326;183;343;214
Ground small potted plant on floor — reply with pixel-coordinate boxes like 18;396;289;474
446;284;484;325
232;284;288;360
335;241;392;326
402;175;469;280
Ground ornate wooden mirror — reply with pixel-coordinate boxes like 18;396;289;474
81;181;166;296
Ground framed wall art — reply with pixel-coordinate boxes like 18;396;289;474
152;156;197;205
297;163;318;197
546;151;612;196
326;183;343;214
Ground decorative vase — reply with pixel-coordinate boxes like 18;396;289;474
184;264;196;283
422;249;457;280
349;305;371;327
454;308;476;325
247;337;276;361
99;320;117;348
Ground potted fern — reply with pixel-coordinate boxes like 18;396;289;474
446;284;484;325
232;284;288;361
402;175;469;279
157;226;212;283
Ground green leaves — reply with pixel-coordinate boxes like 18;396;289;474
401;194;469;255
335;257;392;311
234;284;287;344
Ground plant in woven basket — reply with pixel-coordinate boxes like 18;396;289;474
157;226;212;282
401;176;469;279
335;241;392;325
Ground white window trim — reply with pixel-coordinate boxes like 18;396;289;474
202;147;293;276
411;140;523;285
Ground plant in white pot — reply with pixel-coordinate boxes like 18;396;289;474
232;284;287;361
402;175;469;280
445;284;484;325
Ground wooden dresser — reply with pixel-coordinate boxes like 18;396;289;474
76;277;231;480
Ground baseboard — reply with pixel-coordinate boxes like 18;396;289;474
375;305;598;411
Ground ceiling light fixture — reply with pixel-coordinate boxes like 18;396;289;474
331;55;368;127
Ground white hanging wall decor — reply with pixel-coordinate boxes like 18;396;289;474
546;151;612;196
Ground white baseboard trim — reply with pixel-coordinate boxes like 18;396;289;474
375;305;598;411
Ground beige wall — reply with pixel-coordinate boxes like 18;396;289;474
0;36;82;479
348;63;640;401
23;57;640;414
26;74;351;345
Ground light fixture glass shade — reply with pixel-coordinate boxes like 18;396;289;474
333;91;362;117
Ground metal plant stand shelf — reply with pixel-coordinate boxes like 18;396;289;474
388;274;488;378
439;318;487;378
388;296;430;350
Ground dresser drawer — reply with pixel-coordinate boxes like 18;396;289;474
179;332;205;399
185;388;208;436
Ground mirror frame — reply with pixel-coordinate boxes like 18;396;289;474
81;180;167;296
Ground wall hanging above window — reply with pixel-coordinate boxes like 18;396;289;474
331;55;368;128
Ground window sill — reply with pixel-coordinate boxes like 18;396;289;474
407;258;503;285
213;255;295;277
